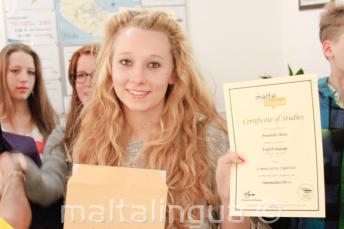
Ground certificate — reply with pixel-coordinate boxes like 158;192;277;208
223;75;325;218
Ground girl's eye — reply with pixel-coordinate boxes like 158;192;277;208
28;71;35;76
10;69;19;74
119;59;132;66
148;62;160;68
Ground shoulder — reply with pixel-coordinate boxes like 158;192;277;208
50;126;65;139
44;126;65;150
318;77;331;97
205;121;229;158
50;125;65;137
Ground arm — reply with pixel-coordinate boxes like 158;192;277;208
15;126;68;206
0;153;31;229
205;123;250;228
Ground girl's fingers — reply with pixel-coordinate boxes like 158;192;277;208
220;149;246;165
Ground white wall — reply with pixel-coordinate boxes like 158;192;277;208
188;0;341;113
0;0;6;49
188;0;285;113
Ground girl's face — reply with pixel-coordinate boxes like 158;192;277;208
6;51;36;102
111;27;174;115
75;54;97;105
328;33;344;77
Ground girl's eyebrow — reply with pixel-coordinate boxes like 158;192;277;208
116;52;164;60
149;54;164;60
9;65;35;70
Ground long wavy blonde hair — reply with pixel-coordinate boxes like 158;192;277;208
73;9;227;227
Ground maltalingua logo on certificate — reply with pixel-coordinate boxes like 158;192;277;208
255;92;286;108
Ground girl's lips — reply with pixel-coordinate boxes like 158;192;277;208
127;89;149;95
16;87;29;94
127;89;150;98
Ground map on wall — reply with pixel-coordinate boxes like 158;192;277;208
55;0;140;46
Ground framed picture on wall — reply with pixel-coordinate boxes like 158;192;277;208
299;0;334;10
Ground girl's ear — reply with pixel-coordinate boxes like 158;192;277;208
322;40;334;59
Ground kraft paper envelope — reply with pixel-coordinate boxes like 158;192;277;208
63;164;168;229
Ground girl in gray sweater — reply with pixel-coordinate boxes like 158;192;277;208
15;44;99;206
72;9;252;229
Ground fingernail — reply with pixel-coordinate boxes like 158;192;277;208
237;156;245;162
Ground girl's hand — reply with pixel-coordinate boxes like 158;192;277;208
216;148;245;204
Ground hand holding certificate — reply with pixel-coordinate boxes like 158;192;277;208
223;75;325;218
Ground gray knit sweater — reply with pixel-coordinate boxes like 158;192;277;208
25;122;228;204
25;123;228;205
25;126;68;207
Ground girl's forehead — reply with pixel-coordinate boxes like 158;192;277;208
112;27;172;58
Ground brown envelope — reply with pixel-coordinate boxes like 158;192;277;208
63;164;168;229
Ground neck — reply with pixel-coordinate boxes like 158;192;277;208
14;100;32;117
125;106;163;142
329;70;344;103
